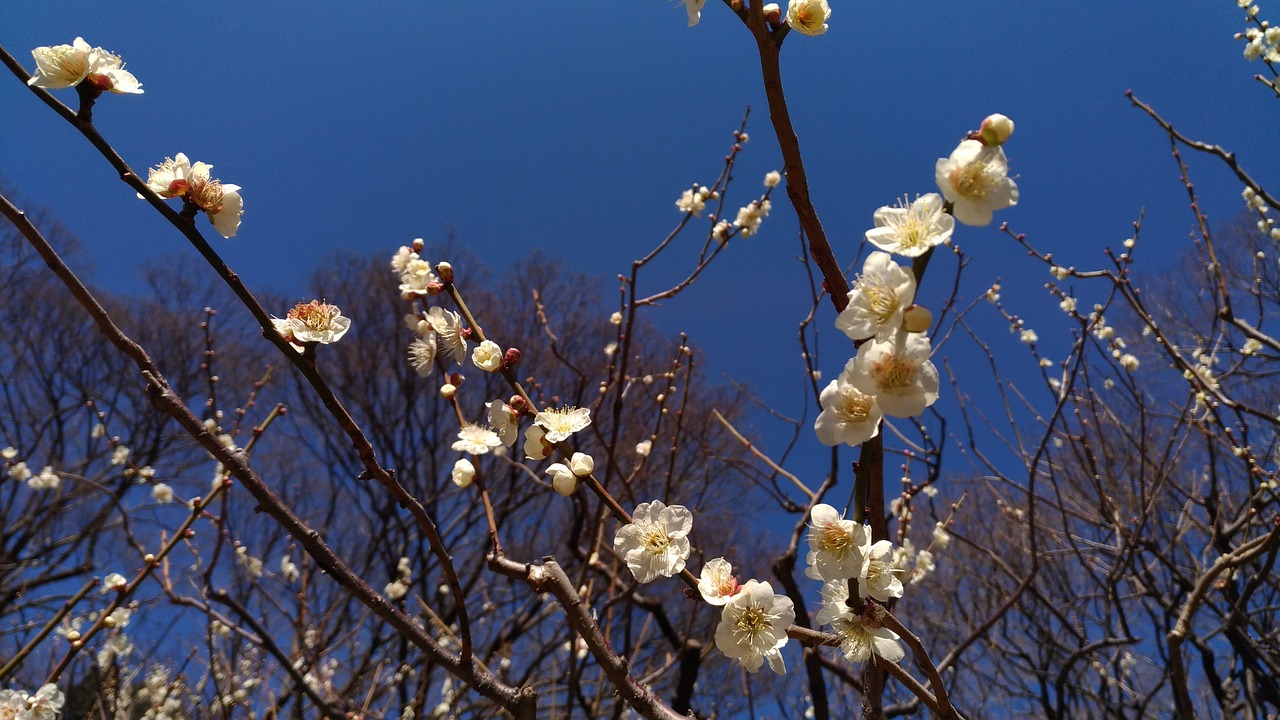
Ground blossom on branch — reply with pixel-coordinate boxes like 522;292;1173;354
814;363;883;447
452;424;502;455
848;331;940;418
858;540;904;602
828;604;904;665
272;301;351;349
806;504;870;581
451;459;475;488
425;306;468;364
472;340;503;372
786;0;831;36
533;406;591;444
613;500;692;583
865;194;954;258
0;683;65;720
142;154;243;237
698;558;741;606
935;139;1019;227
836;251;917;341
28;37;142;94
487;400;519;447
713;580;794;674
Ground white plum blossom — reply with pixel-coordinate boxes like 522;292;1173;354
408;335;438;376
28;37;141;94
425;306;468;364
848;332;940;418
7;461;31;482
836;252;917;341
814;579;852;626
613;500;693;583
398;258;439;296
143;155;243;237
2;447;16;459
713;579;794;674
534;406;592;444
472;340;503;372
698;558;741;606
676;187;707;216
272;301;351;348
546;463;579;496
0;683;66;720
451;458;475;488
452;424;502;455
281;555;301;583
152;483;174;503
635;439;653;457
786;0;831;35
111;445;130;466
486;400;519;447
935;139;1019;226
865;194;955;257
523;424;554;460
764;170;782;188
858;540;904;602
735;199;771;237
103;573;128;592
828;605;904;665
390;245;418;275
980;113;1015;146
27;466;59;490
806;504;870;581
568;452;594;477
814;364;883;447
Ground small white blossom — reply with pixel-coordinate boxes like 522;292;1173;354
425;306;468;364
487;400;519;447
281;555;300;583
734;200;771;238
806;504;870;581
713;580;794;674
569;452;595;477
1119;354;1140;372
676;187;707;216
764;170;782;188
858;540;904;602
111;445;130;466
814;364;883;448
613;500;693;583
151;482;174;504
786;0;831;36
29;466;60;490
635;439;653;457
452;424;503;455
935;139;1019;226
398;258;439;296
472;340;503;372
546;463;579;496
29;37;142;94
104;573;128;592
1020;328;1038;344
698;558;741;606
2;447;16;459
273;301;351;347
836;252;917;341
534;406;592;443
865;194;954;257
7;461;31;482
848;332;940;417
451;458;475;488
524;424;554;460
829;607;904;665
408;335;438;376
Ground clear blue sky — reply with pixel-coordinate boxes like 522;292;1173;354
3;1;1277;445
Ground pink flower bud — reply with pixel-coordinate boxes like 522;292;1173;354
763;3;781;23
436;261;454;283
503;348;521;368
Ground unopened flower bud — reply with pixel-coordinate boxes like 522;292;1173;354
426;281;445;296
104;573;128;592
763;3;782;23
503;348;521;368
569;452;595;477
449;372;465;386
509;395;527;413
412;237;425;252
902;305;933;333
436;262;454;283
979;113;1014;146
546;463;579;496
440;383;457;400
451;458;475;488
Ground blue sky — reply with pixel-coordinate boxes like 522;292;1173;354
3;1;1277;450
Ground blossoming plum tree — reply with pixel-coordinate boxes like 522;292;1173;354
1;2;1279;718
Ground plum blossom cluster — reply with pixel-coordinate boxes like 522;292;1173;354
27;37;142;95
0;682;64;720
806;504;905;663
143;153;244;238
1234;0;1280;62
3;446;61;491
683;0;832;36
816;114;1018;448
697;558;795;674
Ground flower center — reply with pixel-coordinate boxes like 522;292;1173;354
188;177;226;214
871;354;917;391
49;46;88;78
838;390;873;422
857;275;900;324
735;606;770;638
642;525;670;553
951;163;993;199
815;525;854;555
289;301;339;331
